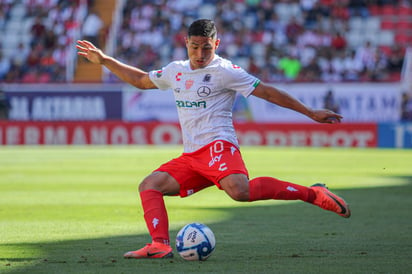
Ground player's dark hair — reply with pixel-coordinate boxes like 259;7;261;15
188;19;217;39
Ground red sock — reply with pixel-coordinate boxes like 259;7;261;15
140;189;170;245
249;177;315;203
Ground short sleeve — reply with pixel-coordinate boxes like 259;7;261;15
148;64;173;90
221;63;261;97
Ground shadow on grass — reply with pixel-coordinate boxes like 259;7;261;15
2;180;412;274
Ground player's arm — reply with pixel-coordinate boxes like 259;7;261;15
251;82;343;124
76;40;157;89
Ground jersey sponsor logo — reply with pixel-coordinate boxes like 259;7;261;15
197;86;211;97
176;100;206;109
185;80;194;89
203;74;212;82
175;72;182;81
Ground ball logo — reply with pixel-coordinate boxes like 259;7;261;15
197;86;211;97
186;231;197;243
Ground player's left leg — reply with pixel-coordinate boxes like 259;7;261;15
221;175;350;218
248;176;350;217
220;174;315;202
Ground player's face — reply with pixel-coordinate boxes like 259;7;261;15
185;36;220;70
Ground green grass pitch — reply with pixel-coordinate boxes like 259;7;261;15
1;146;411;274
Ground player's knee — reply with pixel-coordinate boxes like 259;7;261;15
138;179;151;192
138;173;161;192
138;171;180;195
221;175;250;201
228;189;249;202
224;182;249;201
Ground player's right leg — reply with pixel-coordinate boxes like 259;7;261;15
124;171;179;259
124;153;215;259
124;241;173;259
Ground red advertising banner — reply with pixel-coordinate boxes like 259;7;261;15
234;123;377;147
0;121;377;147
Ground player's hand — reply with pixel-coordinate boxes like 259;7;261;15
310;109;343;124
76;40;106;64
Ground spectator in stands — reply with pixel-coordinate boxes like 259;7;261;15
43;28;58;50
300;56;322;81
10;42;30;68
364;48;388;81
3;65;20;83
0;8;6;31
82;10;103;48
300;0;318;12
302;1;330;29
401;92;412;121
386;45;404;73
323;89;340;114
26;44;42;69
355;41;376;76
0;88;11;120
342;49;363;81
277;52;302;81
0;51;11;80
285;16;304;44
30;16;47;46
330;1;350;21
39;49;57;74
348;0;369;18
331;31;347;52
319;52;343;82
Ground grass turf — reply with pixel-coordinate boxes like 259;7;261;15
0;146;411;273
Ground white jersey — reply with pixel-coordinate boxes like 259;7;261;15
149;55;260;152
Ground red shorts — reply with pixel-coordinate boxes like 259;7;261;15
154;140;249;197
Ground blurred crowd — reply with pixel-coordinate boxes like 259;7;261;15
0;0;410;84
0;0;91;83
109;0;409;84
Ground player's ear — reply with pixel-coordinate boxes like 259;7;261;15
215;38;220;49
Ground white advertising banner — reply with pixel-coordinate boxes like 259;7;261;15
122;86;178;122
247;82;402;122
122;83;402;122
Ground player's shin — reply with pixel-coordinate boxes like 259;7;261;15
248;177;316;202
140;189;170;245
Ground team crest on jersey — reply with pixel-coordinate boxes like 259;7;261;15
185;80;194;89
156;70;162;78
203;74;212;82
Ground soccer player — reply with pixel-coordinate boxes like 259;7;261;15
76;19;350;259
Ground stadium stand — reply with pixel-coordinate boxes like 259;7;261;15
0;0;410;84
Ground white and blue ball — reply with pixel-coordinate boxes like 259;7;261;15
176;223;215;261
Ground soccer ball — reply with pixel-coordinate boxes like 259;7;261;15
175;222;216;261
